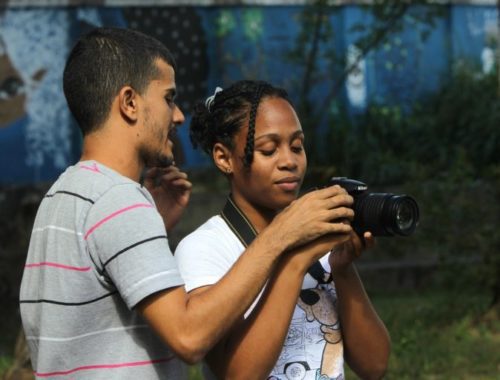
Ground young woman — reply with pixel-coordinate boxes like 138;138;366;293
175;80;391;380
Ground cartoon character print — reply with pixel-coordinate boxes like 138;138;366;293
268;260;344;380
297;285;344;380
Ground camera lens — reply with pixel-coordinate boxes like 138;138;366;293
395;199;416;231
386;195;419;236
353;193;419;236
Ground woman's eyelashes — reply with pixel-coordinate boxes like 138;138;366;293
259;148;276;156
291;142;304;153
257;143;304;157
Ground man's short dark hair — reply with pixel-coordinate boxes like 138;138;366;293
63;27;176;135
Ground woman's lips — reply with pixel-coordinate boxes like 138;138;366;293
275;177;300;191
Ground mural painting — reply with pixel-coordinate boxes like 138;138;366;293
0;4;497;184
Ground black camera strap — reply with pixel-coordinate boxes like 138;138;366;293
220;195;330;284
220;195;258;249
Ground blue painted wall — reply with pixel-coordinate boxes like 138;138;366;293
0;4;497;183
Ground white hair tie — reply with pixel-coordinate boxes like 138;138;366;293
205;86;223;112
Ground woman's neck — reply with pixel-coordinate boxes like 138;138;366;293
230;193;277;234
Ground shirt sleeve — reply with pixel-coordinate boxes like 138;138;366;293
175;228;236;292
84;183;184;309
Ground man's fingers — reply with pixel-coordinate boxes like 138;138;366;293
160;173;188;186
153;166;190;185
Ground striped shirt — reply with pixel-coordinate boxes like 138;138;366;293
20;161;186;379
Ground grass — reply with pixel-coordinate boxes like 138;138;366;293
1;289;498;379
347;288;499;380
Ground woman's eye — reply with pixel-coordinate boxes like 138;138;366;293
260;149;276;156
292;145;303;153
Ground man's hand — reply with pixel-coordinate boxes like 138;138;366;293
329;231;375;276
143;164;192;231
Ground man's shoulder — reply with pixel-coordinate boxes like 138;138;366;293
50;161;149;204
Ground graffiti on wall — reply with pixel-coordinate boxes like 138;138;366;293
0;4;497;184
0;8;105;182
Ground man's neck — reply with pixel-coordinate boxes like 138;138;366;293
80;131;143;182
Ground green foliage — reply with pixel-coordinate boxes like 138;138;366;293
0;356;13;376
188;364;204;380
346;289;500;380
323;67;500;184
286;1;443;163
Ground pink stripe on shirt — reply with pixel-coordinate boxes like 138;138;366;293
80;162;101;173
25;262;91;272
84;203;153;240
34;356;175;377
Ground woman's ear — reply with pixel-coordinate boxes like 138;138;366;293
118;86;138;123
213;142;233;175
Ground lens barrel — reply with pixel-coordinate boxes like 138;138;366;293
352;193;420;236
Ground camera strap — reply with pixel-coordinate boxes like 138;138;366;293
220;195;258;249
220;196;330;285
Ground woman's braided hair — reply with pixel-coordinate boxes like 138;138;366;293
189;80;291;168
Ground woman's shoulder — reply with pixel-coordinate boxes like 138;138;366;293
175;214;245;269
177;214;241;250
186;214;229;237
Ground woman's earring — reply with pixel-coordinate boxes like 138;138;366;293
226;168;232;174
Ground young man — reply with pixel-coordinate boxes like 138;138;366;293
19;28;355;379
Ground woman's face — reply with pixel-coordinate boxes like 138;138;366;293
229;96;307;214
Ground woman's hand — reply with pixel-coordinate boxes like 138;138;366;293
329;231;375;276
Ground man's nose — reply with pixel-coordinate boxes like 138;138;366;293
173;104;185;125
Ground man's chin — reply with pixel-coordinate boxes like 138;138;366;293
156;154;174;168
141;150;174;169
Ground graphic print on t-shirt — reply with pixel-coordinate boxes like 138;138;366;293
268;281;344;380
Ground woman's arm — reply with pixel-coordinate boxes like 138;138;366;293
199;233;352;380
330;233;391;380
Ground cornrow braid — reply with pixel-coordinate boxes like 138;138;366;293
189;80;292;169
243;84;264;168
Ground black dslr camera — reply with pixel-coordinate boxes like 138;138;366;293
329;177;419;237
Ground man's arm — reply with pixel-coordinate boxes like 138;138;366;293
137;185;354;364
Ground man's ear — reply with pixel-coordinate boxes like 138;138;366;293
213;142;233;175
118;86;138;123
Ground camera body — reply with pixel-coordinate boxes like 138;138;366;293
328;177;419;237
